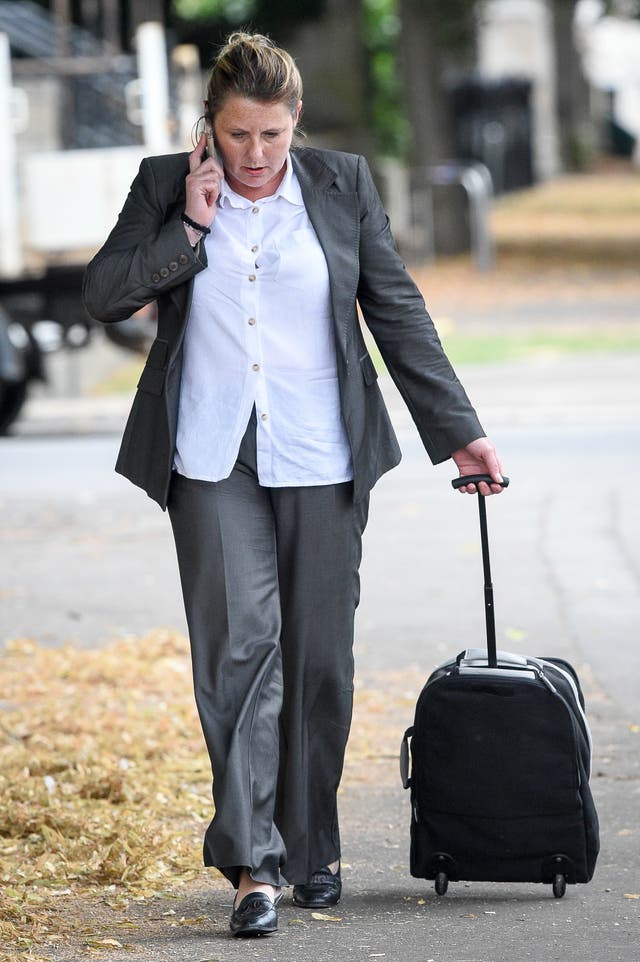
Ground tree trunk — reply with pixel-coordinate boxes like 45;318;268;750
398;0;457;167
398;0;474;256
551;0;593;169
288;0;373;157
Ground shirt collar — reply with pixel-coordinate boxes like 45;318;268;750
219;154;303;209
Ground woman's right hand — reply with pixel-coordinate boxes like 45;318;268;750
184;132;224;230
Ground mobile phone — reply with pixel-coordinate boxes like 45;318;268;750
203;101;218;162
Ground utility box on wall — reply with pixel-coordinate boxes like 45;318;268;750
450;77;534;194
477;0;561;181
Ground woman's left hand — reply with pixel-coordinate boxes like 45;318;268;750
451;438;505;495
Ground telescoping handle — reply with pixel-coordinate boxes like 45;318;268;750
451;474;510;668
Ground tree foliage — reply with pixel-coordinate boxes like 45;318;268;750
363;0;410;156
170;0;326;47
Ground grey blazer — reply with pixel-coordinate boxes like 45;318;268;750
82;146;484;509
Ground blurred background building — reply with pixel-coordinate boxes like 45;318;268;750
1;0;639;431
1;1;639;235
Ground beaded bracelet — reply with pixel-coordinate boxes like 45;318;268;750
181;212;211;236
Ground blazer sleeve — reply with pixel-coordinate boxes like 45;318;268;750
355;155;485;463
82;156;207;324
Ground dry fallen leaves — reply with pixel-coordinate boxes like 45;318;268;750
0;632;418;956
84;937;123;949
0;630;210;955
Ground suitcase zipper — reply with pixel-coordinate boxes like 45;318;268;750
532;658;593;770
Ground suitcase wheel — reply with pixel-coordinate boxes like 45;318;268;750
434;871;449;896
552;874;567;898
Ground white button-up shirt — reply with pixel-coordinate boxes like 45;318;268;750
174;156;353;487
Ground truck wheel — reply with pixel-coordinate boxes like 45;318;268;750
0;377;28;435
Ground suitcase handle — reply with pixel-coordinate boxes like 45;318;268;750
450;475;510;668
451;474;510;490
456;647;528;668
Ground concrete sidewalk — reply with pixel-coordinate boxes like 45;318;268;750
14;350;640;436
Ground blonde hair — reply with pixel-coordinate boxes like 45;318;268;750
206;32;303;119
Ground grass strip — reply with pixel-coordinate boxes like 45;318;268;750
441;330;640;365
365;329;640;373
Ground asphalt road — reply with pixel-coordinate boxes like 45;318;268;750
2;354;640;719
1;353;639;961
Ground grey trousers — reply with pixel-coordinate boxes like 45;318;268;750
167;414;369;887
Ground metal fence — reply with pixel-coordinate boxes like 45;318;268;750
0;0;140;148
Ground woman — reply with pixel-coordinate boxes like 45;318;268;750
83;32;505;938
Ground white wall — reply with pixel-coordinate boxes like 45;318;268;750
576;2;640;161
21;147;147;258
478;0;562;180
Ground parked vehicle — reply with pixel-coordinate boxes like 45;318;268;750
0;3;195;432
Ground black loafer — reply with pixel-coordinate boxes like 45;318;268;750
229;891;280;937
292;865;341;908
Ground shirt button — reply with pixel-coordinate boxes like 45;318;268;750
252;206;260;214
160;267;169;277
252;363;260;372
261;412;269;421
251;245;259;253
168;261;178;271
151;273;160;283
178;254;189;265
248;317;256;326
248;274;256;282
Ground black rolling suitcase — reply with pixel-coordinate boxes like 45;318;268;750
400;474;599;898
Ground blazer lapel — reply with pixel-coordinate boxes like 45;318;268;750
291;149;360;359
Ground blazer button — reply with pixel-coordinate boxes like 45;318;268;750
168;261;178;271
151;272;161;283
160;267;170;278
178;254;189;265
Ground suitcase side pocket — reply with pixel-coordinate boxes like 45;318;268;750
400;727;413;789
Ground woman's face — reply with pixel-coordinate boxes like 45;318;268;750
213;95;302;201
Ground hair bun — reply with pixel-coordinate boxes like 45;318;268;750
226;32;274;49
206;30;303;118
